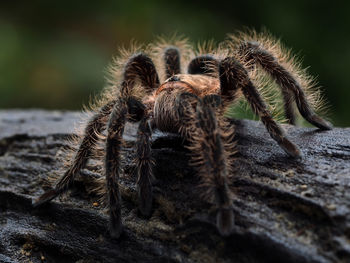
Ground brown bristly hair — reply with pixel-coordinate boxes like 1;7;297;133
47;31;330;206
226;29;330;124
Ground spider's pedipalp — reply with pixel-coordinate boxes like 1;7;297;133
177;92;235;235
194;97;234;235
176;92;199;118
175;92;199;138
164;47;181;78
219;57;301;158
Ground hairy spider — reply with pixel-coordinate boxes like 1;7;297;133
33;31;332;238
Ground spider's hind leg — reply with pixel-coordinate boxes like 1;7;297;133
188;55;218;76
219;57;301;158
238;41;332;129
33;101;115;207
164;47;181;78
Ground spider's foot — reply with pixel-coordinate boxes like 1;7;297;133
216;207;234;236
32;189;59;207
137;184;153;217
279;138;301;158
310;115;333;130
109;219;123;239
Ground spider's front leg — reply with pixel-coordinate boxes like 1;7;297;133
33;52;160;208
105;93;154;238
177;93;235;235
34;52;160;239
105;55;159;237
105;98;128;238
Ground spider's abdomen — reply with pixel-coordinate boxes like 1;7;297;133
153;74;219;133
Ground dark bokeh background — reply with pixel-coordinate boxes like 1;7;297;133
1;0;349;126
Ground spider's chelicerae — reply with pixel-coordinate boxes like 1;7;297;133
33;31;332;238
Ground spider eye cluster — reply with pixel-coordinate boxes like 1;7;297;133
166;75;181;82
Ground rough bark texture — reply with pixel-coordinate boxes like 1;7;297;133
0;110;349;263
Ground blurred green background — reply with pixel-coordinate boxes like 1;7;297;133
0;0;349;126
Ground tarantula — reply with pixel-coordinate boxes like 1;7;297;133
33;32;332;238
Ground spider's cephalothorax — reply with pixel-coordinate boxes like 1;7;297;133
33;32;332;238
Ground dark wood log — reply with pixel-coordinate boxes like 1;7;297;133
0;110;349;263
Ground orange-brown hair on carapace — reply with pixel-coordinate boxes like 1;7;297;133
33;31;332;239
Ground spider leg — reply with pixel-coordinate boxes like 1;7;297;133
188;55;218;76
105;99;128;238
177;92;234;235
34;53;160;206
106;90;153;238
220;57;301;157
238;41;332;129
33;101;115;206
107;92;155;238
136;117;154;216
96;54;161;238
35;53;160;238
123;53;160;93
164;47;181;78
